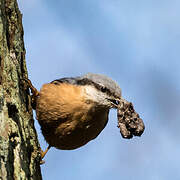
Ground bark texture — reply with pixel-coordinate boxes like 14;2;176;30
0;0;42;179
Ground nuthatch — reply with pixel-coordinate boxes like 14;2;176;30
25;73;145;162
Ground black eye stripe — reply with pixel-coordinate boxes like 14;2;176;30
77;78;118;98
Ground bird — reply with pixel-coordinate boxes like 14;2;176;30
25;73;144;162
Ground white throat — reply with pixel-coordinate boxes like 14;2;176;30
83;85;110;107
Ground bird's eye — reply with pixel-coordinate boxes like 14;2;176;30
101;86;107;93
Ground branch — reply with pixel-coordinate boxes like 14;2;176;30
0;0;42;179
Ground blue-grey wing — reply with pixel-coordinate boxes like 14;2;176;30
51;77;79;85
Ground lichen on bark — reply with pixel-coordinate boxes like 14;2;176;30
0;0;42;179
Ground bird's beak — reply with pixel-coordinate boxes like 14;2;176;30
108;98;121;108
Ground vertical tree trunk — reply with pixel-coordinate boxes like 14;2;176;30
0;0;42;179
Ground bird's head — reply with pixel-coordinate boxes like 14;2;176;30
77;73;122;109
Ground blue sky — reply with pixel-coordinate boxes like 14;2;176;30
18;1;180;179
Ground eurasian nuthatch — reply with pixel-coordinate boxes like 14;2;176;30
25;73;145;162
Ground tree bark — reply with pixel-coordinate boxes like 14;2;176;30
0;0;42;179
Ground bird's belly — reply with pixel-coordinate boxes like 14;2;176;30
36;83;109;150
41;111;109;150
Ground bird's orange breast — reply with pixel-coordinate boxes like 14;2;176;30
36;83;109;150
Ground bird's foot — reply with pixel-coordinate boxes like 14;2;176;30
40;145;51;165
22;78;39;109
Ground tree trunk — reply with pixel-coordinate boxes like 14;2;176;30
0;0;42;179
